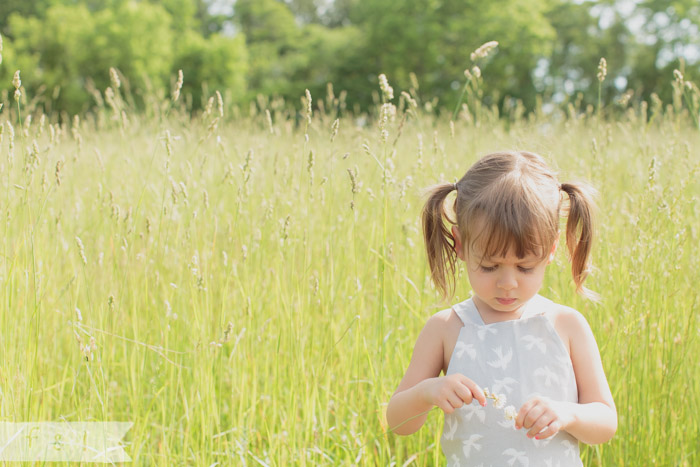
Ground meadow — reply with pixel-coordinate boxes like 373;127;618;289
0;70;698;465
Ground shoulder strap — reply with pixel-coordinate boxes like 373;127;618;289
451;298;483;326
520;294;555;318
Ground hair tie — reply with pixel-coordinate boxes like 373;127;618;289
454;183;458;191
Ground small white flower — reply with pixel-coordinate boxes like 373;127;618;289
504;405;517;421
493;393;506;409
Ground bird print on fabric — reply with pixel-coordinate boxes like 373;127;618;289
454;341;477;360
534;366;560;386
561;440;577;459
522;334;547;353
459;403;487;423
543;458;562;467
487;346;513;370
502;448;529;466
556;353;573;371
462;434;483;459
492;376;518;394
477;326;498;341
444;416;459;440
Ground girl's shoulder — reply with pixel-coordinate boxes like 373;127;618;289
537;297;593;357
542;301;591;331
423;305;464;334
424;305;469;374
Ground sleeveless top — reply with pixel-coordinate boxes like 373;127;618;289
441;294;583;467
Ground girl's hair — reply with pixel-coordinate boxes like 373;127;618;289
422;151;596;300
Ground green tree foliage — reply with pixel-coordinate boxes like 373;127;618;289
545;1;630;107
334;0;556;111
235;0;363;105
175;31;248;108
5;2;175;113
1;0;248;114
0;0;51;33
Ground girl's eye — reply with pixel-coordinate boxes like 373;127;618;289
480;265;497;272
518;267;534;273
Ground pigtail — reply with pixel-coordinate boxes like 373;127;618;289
560;182;599;300
421;183;458;300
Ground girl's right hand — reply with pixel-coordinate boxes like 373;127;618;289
422;374;487;413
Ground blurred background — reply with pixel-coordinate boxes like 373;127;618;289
0;0;698;115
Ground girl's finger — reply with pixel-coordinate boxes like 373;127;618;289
534;420;561;440
438;400;455;414
454;383;474;405
527;413;554;438
515;400;536;429
462;379;486;406
447;393;464;410
523;405;545;430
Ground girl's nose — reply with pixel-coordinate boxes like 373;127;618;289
497;270;518;290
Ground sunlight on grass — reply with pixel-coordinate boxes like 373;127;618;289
0;71;698;465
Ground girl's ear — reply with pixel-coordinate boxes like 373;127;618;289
451;225;466;261
547;236;560;264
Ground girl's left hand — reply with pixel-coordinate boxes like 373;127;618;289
515;396;574;440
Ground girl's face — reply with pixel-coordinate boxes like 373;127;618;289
452;226;557;322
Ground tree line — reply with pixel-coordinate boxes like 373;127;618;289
0;0;698;115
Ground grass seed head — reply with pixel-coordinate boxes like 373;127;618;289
12;70;21;101
266;109;273;134
597;58;607;82
673;69;684;86
409;72;419;90
378;74;394;101
172;69;184;102
109;67;121;89
216;90;224;117
75;236;87;265
305;89;312;124
331;118;339;142
470;41;499;62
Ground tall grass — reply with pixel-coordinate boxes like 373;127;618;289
0;70;698;465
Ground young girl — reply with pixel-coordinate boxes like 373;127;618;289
386;151;617;466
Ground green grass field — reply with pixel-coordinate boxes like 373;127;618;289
0;82;698;465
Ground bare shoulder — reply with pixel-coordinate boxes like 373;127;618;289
425;307;460;327
393;307;462;394
543;303;593;356
549;304;590;329
418;307;460;346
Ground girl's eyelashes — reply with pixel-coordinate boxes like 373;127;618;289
478;265;535;273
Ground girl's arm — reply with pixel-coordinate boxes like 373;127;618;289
386;311;486;436
516;308;617;444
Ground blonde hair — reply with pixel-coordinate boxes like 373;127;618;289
422;151;596;300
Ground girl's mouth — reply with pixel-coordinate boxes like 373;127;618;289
497;298;516;305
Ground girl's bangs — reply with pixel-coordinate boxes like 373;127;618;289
466;200;556;262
